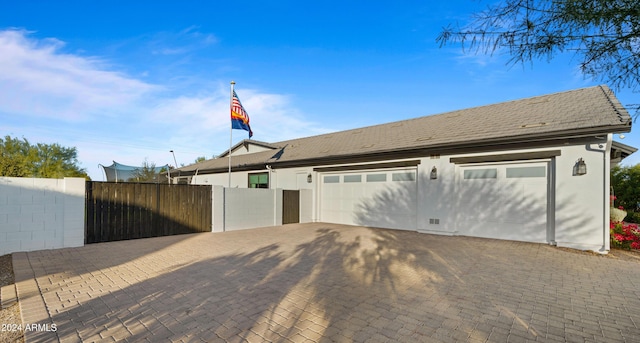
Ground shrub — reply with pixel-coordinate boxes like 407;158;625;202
626;211;640;224
610;221;640;250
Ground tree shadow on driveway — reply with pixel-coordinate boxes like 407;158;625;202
17;223;640;342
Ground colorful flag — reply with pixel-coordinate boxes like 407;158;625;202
231;90;253;138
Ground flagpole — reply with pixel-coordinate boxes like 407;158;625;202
229;81;235;188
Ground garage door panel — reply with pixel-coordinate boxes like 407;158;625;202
320;169;417;230
458;162;548;243
460;182;506;220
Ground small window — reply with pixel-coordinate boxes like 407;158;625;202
506;166;546;178
249;173;269;188
344;175;362;183
323;175;340;183
367;174;387;182
392;172;416;181
463;169;497;179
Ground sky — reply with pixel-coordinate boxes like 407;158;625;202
1;1;638;181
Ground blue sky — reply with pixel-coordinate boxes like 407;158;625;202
1;1;637;180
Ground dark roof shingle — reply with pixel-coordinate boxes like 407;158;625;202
177;85;632;174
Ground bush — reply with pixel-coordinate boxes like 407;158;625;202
626;211;640;224
610;221;640;250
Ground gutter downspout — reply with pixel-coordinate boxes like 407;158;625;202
602;134;613;253
190;168;199;185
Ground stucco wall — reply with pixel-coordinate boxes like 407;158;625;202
419;140;609;251
230;144;273;156
192;138;612;252
417;156;455;234
192;170;253;188
0;177;85;255
300;189;313;223
553;138;609;251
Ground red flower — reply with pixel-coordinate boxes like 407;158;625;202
611;221;640;250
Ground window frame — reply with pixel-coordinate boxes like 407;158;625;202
248;172;269;188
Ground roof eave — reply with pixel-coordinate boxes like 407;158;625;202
179;124;632;175
268;125;632;169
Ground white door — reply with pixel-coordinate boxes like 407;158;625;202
319;169;417;230
457;162;549;243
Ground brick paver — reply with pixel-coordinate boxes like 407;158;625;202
8;223;640;342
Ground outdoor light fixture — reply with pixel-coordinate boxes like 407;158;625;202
575;158;587;176
307;173;312;183
430;166;438;179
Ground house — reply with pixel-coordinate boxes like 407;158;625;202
173;85;634;252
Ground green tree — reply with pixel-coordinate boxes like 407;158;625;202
195;156;206;163
611;164;640;212
128;159;168;183
437;0;640;93
0;136;31;176
0;135;89;179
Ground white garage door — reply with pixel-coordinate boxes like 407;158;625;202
457;162;549;243
320;169;417;230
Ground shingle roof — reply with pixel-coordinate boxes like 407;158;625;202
218;139;281;158
177;85;632;174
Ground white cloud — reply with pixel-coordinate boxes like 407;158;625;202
145;87;331;168
239;90;330;142
0;29;329;180
0;29;157;121
180;25;218;46
146;27;219;56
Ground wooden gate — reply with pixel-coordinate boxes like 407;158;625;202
85;182;212;243
282;190;300;224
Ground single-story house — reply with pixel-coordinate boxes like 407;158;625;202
173;85;635;252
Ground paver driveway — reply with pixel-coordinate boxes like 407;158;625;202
9;223;640;342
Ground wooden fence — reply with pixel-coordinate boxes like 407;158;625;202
85;182;212;243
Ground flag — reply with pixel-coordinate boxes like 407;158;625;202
231;90;253;138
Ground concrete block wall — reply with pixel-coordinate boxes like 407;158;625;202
0;177;85;255
212;186;225;232
223;188;283;231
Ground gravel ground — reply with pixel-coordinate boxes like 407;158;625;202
0;254;24;343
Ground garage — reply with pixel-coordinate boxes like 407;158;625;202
180;86;632;252
456;161;550;243
319;168;418;230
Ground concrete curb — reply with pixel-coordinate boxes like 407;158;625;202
13;252;60;343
